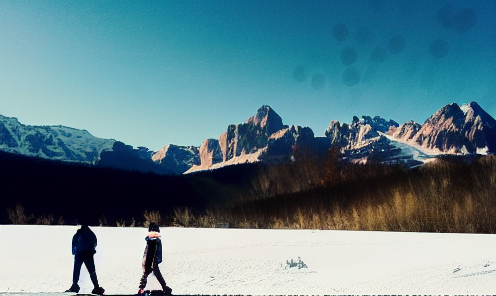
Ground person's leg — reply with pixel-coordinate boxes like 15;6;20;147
72;255;84;286
139;268;152;291
82;253;100;288
152;262;167;291
138;274;148;292
66;255;83;292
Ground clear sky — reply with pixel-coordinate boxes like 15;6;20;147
1;0;495;151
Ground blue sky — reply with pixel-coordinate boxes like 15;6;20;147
1;0;495;151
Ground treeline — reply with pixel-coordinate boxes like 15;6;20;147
2;150;495;233
0;151;208;225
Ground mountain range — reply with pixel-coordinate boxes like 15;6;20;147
1;102;494;174
0;114;114;163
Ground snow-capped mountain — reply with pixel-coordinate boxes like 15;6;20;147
392;102;496;154
324;114;426;167
325;115;399;149
0;115;114;164
323;102;495;167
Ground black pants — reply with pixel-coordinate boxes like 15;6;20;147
73;251;99;288
139;261;167;290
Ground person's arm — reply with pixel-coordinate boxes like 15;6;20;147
92;231;97;248
72;234;78;255
156;239;163;264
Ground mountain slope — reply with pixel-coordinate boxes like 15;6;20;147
186;106;326;173
393;102;496;154
0;115;114;163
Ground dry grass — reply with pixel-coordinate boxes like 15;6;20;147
116;217;136;227
7;154;495;233
166;155;496;233
7;204;65;225
143;210;162;228
7;204;33;224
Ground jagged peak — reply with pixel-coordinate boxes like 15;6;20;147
246;105;284;135
425;102;464;124
437;102;461;113
460;101;481;113
425;101;495;127
358;115;399;128
460;101;495;122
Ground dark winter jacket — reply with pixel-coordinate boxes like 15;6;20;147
142;232;162;265
72;225;97;255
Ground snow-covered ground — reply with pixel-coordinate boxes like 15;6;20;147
1;225;495;295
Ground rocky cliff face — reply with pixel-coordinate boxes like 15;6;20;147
325;115;399;150
152;144;200;174
197;138;223;167
266;125;316;157
246;105;285;136
392;121;422;140
393;102;496;154
325;115;432;167
0;115;114;163
460;102;496;154
187;106;323;173
221;105;287;161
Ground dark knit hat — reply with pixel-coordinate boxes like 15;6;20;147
148;222;160;232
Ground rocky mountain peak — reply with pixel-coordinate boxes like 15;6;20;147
460;102;496;126
325;115;398;149
425;102;464;126
186;106;321;173
392;121;422;140
246;105;285;136
392;102;496;154
151;144;200;174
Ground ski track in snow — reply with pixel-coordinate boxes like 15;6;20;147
1;226;495;295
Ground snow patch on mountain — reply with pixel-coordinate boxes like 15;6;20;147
383;133;438;164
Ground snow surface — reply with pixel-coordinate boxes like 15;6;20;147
460;104;471;115
1;225;495;295
383;133;439;163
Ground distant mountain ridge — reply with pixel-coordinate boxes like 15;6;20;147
1;101;494;174
325;101;495;166
0;114;114;163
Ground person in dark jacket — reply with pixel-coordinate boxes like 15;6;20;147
138;222;170;295
66;222;105;295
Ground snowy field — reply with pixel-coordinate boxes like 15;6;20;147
1;225;495;295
